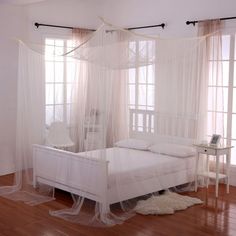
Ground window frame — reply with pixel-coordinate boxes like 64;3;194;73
44;35;76;127
128;40;156;133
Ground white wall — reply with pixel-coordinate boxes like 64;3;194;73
25;0;236;39
100;0;236;36
0;4;27;174
26;0;103;43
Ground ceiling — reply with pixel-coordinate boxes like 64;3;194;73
0;0;47;5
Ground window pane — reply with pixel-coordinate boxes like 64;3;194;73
209;36;219;60
232;115;236;139
46;84;54;105
67;40;75;48
222;35;230;60
208;87;228;112
46;105;54;126
207;111;227;138
148;41;155;59
138;114;143;127
55;105;63;122
223;87;228;112
138;126;143;132
55;39;64;47
45;39;54;45
129;41;136;61
55;84;63;104
223;61;229;86
231;140;236;165
129;84;135;105
55;62;64;83
209;61;229;86
139;41;147;51
129;68;135;84
147;85;154;107
45;62;54;83
208;61;216;86
45;45;54;61
129;41;136;52
139;66;147;83
147;65;154;84
55;47;64;62
67;62;75;83
138;85;146;106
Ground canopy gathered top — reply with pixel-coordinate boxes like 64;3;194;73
0;19;225;226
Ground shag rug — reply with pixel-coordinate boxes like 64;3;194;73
134;191;202;215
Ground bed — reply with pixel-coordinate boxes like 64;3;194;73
33;144;196;214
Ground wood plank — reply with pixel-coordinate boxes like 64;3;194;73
0;174;236;236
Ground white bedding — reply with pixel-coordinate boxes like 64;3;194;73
77;147;195;188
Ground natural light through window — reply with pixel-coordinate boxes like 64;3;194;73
45;38;75;127
207;34;236;165
128;40;155;133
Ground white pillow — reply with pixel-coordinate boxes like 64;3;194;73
115;138;152;150
149;143;195;158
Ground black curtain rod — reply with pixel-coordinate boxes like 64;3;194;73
34;23;96;31
186;16;236;26
127;23;165;30
34;22;165;31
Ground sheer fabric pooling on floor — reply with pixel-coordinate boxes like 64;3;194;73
0;20;223;226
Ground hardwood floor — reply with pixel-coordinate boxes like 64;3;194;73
0;175;236;236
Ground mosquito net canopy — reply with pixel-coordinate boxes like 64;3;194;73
0;19;218;226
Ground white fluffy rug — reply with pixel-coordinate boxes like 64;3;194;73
134;192;202;215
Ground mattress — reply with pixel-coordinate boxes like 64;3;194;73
78;147;195;188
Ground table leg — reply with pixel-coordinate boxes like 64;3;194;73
206;154;209;188
195;152;200;192
226;150;231;194
216;154;219;198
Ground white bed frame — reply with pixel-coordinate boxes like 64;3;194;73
33;109;195;214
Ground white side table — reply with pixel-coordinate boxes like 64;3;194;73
194;144;233;198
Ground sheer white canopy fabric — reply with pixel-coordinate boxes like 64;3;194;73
0;20;220;226
198;20;225;143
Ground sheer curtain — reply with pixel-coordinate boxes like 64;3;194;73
155;37;208;142
69;28;92;152
0;21;215;226
198;20;226;175
0;42;53;205
70;29;129;152
198;20;225;142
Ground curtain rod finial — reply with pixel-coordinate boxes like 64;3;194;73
35;22;39;28
161;23;165;29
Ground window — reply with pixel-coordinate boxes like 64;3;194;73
45;38;75;127
207;35;230;144
207;33;236;164
128;40;155;133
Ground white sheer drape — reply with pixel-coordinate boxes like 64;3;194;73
0;21;219;226
155;38;208;141
0;42;53;205
198;20;225;142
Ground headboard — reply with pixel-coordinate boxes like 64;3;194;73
129;108;195;146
